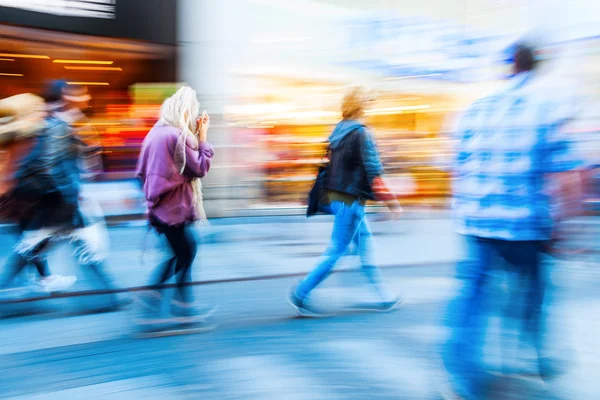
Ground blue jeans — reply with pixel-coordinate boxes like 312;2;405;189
442;236;545;399
295;201;389;301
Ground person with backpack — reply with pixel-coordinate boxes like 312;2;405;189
135;86;214;322
288;87;403;316
45;80;125;311
0;92;76;293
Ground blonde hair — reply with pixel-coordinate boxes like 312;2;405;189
160;86;200;139
159;86;200;174
341;87;370;120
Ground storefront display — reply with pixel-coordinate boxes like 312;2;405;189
226;78;466;208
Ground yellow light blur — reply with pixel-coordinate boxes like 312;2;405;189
0;73;24;77
365;105;430;115
63;66;122;71
54;60;114;65
87;122;122;126
66;81;110;86
0;53;49;59
0;58;15;62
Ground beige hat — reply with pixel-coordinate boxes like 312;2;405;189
0;94;46;144
63;85;91;103
0;93;45;118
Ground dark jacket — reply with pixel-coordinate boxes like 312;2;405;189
324;120;384;200
0;94;46;222
13;116;82;228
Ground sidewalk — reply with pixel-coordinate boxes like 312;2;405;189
0;216;463;294
2;209;599;293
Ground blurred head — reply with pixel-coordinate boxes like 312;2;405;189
43;80;91;112
63;84;91;111
513;42;537;74
341;87;372;120
43;80;67;106
159;86;200;136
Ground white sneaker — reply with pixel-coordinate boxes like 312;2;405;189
36;275;77;293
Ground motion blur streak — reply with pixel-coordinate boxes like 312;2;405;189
0;0;598;399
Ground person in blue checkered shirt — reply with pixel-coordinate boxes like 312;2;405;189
440;43;588;400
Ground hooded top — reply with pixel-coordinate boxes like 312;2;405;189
324;119;384;200
136;123;213;226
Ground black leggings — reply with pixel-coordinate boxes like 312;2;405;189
150;220;197;303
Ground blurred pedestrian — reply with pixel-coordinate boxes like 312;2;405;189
47;81;125;311
441;43;588;399
289;87;403;316
136;86;214;322
0;93;76;293
0;81;126;312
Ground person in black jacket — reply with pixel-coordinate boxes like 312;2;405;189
289;87;403;316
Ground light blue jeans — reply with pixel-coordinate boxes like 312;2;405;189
295;200;390;301
442;236;546;399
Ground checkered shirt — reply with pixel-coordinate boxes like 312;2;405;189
453;72;585;241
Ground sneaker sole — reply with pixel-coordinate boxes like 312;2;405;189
286;294;332;318
36;278;78;294
345;297;404;313
133;294;162;312
134;322;217;339
170;305;218;323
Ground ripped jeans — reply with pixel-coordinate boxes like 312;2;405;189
2;198;114;292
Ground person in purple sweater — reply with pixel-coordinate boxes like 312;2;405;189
136;86;214;322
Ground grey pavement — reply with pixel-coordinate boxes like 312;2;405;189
0;215;598;399
0;216;465;292
0;264;598;399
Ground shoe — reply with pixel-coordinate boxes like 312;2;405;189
99;294;133;313
287;287;325;317
170;300;216;323
135;291;163;318
435;366;468;400
36;274;77;293
376;294;404;311
348;294;404;313
438;380;466;400
539;356;566;382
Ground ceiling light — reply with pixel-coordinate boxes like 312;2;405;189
0;53;49;59
63;66;122;71
66;81;110;86
54;60;114;65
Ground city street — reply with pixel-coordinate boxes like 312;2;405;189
0;216;598;399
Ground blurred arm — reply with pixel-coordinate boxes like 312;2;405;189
360;129;401;211
372;176;402;213
543;108;590;224
183;141;214;178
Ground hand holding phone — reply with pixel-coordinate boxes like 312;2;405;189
197;110;210;142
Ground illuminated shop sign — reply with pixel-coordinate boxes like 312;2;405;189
0;0;115;19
